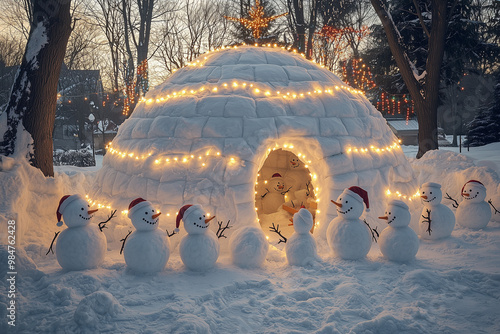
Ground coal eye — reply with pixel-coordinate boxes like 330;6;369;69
346;200;348;203
152;209;155;212
389;212;391;215
88;205;90;207
422;192;425;194
81;207;84;211
199;217;202;220
145;211;148;215
430;192;433;194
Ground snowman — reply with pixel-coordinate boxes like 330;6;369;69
123;198;170;273
261;173;287;214
285;208;318;266
456;180;491;230
55;195;106;271
176;204;219;271
284;155;310;202
378;199;419;263
418;182;455;240
327;186;372;260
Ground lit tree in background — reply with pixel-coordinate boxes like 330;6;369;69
225;0;288;40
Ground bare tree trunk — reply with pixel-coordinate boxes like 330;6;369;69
292;0;306;53
0;0;72;177
370;0;447;159
305;0;318;59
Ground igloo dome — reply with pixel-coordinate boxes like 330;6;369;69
91;45;415;235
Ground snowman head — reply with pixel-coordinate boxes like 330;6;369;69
420;182;442;206
127;198;161;231
378;199;410;228
292;208;314;234
57;195;98;228
176;204;215;235
289;157;301;169
461;180;486;203
269;173;285;193
331;186;369;219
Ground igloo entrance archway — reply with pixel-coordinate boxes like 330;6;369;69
252;137;328;240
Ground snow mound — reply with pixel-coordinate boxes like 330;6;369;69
170;314;211;333
74;291;124;329
230;226;268;268
0;157;96;246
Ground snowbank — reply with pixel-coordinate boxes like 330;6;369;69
0;143;499;332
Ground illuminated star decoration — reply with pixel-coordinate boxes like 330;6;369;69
225;0;288;40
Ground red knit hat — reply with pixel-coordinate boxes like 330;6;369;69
175;204;193;233
462;180;485;194
56;194;83;227
127;198;152;218
344;186;370;212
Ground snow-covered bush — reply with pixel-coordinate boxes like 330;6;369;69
53;149;94;167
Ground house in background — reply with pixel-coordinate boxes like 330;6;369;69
387;119;419;145
387;118;451;146
54;64;104;150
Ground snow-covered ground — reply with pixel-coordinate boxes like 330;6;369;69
1;144;500;333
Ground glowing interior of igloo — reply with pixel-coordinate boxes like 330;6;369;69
255;148;317;236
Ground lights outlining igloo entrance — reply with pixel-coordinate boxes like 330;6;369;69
255;148;318;239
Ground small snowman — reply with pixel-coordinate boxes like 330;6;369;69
456;180;491;230
285;208;318;266
284;155;310;201
378;199;419;263
327;186;372;260
418;182;455;240
55;195;106;271
261;173;287;214
123;198;170;273
176;204;219;271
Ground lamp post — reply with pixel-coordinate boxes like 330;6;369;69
88;113;96;166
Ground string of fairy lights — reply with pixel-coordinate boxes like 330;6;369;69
87;139;420;219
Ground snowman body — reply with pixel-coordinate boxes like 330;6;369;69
56;197;106;271
124;230;170;273
456;182;491;230
327;217;371;260
418;183;455;240
261;176;286;214
286;209;318;266
327;190;371;260
180;232;220;271
124;200;170;273
179;205;220;271
379;200;419;262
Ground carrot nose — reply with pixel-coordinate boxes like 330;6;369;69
462;193;469;197
88;209;98;215
378;216;388;220
205;216;216;224
331;200;342;208
421;195;428;199
152;212;161;219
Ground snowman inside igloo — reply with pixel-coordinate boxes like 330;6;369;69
90;45;416;267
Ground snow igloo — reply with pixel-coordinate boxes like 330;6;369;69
91;45;415;245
